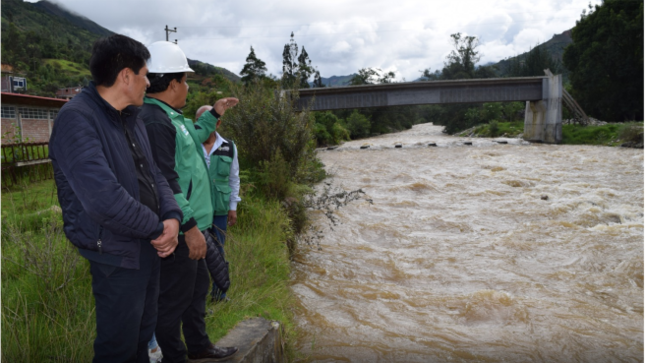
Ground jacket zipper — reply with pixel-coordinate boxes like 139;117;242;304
97;226;104;254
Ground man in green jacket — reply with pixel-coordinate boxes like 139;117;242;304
139;41;239;363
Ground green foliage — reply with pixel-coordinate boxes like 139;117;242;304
348;67;396;86
562;123;621;145
257;149;291;200
220;80;323;192
563;0;644;121
1;180;304;362
344;110;371;138
561;122;643;146
313;111;350;145
281;32;315;88
442;33;481;80
331;121;351;144
1;0;107;96
506;44;562;77
240;46;267;85
488;120;500;137
617;123;644;143
2;180;95;362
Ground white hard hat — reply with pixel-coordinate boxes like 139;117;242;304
146;41;194;73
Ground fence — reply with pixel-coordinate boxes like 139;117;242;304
1;142;53;189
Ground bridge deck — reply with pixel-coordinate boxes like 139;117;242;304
296;77;546;111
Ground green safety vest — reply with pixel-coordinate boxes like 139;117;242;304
207;138;236;216
143;97;216;232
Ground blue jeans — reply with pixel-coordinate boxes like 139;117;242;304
211;215;228;300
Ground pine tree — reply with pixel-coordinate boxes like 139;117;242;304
282;32;318;88
297;46;313;88
282;32;298;87
240;46;267;85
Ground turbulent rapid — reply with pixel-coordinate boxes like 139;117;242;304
291;123;644;362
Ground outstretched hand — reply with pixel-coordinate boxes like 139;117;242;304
213;97;239;116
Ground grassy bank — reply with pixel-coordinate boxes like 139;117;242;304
455;120;644;146
1;180;299;361
561;122;643;146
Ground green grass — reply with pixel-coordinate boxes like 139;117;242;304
1;180;300;362
43;59;91;77
562;122;643;146
469;121;525;138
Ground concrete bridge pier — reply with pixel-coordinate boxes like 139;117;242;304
523;72;562;143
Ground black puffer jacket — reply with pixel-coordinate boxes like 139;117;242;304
203;230;230;293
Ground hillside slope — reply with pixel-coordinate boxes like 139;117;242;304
1;0;240;96
493;30;573;76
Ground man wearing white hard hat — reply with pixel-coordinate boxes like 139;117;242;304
139;41;239;363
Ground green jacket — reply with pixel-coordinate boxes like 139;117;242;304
206;138;236;216
142;97;216;232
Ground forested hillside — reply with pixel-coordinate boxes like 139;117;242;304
1;0;239;96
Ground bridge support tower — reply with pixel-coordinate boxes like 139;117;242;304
523;72;562;143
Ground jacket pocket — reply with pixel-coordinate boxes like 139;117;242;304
216;155;233;177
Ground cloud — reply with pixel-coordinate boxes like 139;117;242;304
44;0;600;81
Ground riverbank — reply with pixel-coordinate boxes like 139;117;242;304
456;121;644;147
1;180;299;361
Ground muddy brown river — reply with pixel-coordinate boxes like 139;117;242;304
291;123;643;363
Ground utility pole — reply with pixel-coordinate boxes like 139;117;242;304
164;25;177;41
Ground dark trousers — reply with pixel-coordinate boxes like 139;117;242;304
89;240;159;363
211;215;228;299
156;235;211;363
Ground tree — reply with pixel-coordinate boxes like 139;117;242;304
348;68;395;85
507;45;560;77
312;70;325;88
297;46;313;88
563;0;643;121
442;33;480;80
282;32;317;88
240;46;267;85
349;68;379;85
282;32;299;87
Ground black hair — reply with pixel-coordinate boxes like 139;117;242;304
89;34;150;87
146;72;185;94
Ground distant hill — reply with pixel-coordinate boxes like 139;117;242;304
187;59;241;83
319;74;355;87
493;30;573;76
1;0;240;96
32;0;112;37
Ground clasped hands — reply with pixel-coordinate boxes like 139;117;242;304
151;222;208;260
150;219;180;258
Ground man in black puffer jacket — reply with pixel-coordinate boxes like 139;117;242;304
49;34;182;363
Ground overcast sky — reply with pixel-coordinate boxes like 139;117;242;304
32;0;601;81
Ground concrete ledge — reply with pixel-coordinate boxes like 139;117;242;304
213;318;284;363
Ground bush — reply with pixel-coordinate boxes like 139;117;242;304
331;122;350;144
313;122;332;146
488;120;500;137
617;123;644;143
221;81;318;183
344;110;371;138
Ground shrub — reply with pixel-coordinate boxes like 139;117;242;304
220;80;317;184
488;120;500;137
344;110;371;138
617;122;644;143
